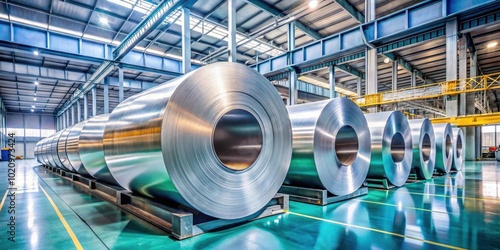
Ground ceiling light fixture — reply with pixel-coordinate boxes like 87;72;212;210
33;97;37;101
32;105;35;108
309;0;318;8
487;41;498;48
33;50;39;56
34;81;39;85
384;57;390;64
100;17;109;24
31;109;34;112
34;92;37;96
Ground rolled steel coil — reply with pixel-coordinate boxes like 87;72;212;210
364;111;412;187
66;121;90;175
57;128;75;172
103;62;292;219
285;98;371;196
408;118;436;180
433;123;453;173
451;127;464;171
46;134;58;167
79;114;119;185
50;131;67;170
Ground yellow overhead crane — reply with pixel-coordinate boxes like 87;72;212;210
351;72;500;126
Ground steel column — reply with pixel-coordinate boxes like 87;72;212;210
103;79;109;114
458;35;467;116
288;22;295;51
228;0;236;62
77;99;81;122
289;70;298;105
118;66;124;103
365;0;377;112
329;66;336;98
71;105;75;125
357;77;362;96
466;48;478;160
445;19;458;117
92;87;97;117
392;59;398;91
181;7;191;73
83;92;88;120
411;70;416;87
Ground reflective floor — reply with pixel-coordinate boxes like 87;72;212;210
1;160;499;249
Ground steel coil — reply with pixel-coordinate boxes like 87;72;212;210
50;131;67;170
285;98;371;196
451;127;464;171
46;134;57;167
433;123;453;173
408;118;436;180
103;62;292;219
66;121;90;175
364;111;412;187
57;128;75;172
79;114;119;185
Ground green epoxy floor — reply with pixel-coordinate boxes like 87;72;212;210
1;160;499;249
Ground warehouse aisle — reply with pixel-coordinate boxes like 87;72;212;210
1;160;499;249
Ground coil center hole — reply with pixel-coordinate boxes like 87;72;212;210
213;109;263;171
421;133;431;162
334;125;359;166
391;132;405;163
456;134;462;158
445;134;452;158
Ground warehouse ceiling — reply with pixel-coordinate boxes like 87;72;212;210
0;0;498;114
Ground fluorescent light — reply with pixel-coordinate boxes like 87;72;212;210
34;81;39;85
384;57;390;64
33;51;39;56
100;17;108;24
309;0;318;9
487;41;498;48
83;34;112;44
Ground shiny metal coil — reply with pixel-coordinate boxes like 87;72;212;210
285;98;371;196
46;134;57;167
50;131;66;170
79;114;119;185
408;118;436;180
66;121;90;175
451;127;464;171
103;62;292;220
57;128;75;171
364;111;412;187
433;123;453;173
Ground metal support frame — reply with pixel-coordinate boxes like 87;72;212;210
38;165;287;241
445;18;458;117
227;0;236;62
392;59;398;91
83;93;88;120
458;35;467;116
92;87;96;117
357;77;362;96
77;99;81;122
103;78;109;114
329;66;336;98
289;70;298;105
278;185;368;206
181;7;191;73
71;105;75;126
118;66;124;103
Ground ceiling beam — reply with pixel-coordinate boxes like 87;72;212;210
333;0;365;23
335;64;365;79
384;52;435;84
245;0;323;40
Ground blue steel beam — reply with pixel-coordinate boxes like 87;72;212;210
335;64;365;80
245;0;323;40
334;0;365;23
58;0;197;116
252;0;497;78
384;52;435;84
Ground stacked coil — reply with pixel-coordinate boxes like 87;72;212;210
364;111;412;187
433;123;453;173
451;128;464;171
408;118;436;180
285;98;371;196
35;63;292;220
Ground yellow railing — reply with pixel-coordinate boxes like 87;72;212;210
431;113;500;127
351;72;500;107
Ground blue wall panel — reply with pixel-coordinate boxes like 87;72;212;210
13;25;46;48
377;13;406;38
341;29;363;50
145;54;163;69
409;2;442;28
0;22;10;41
50;33;79;54
163;58;180;72
323;36;339;55
81;40;105;58
304;43;322;61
